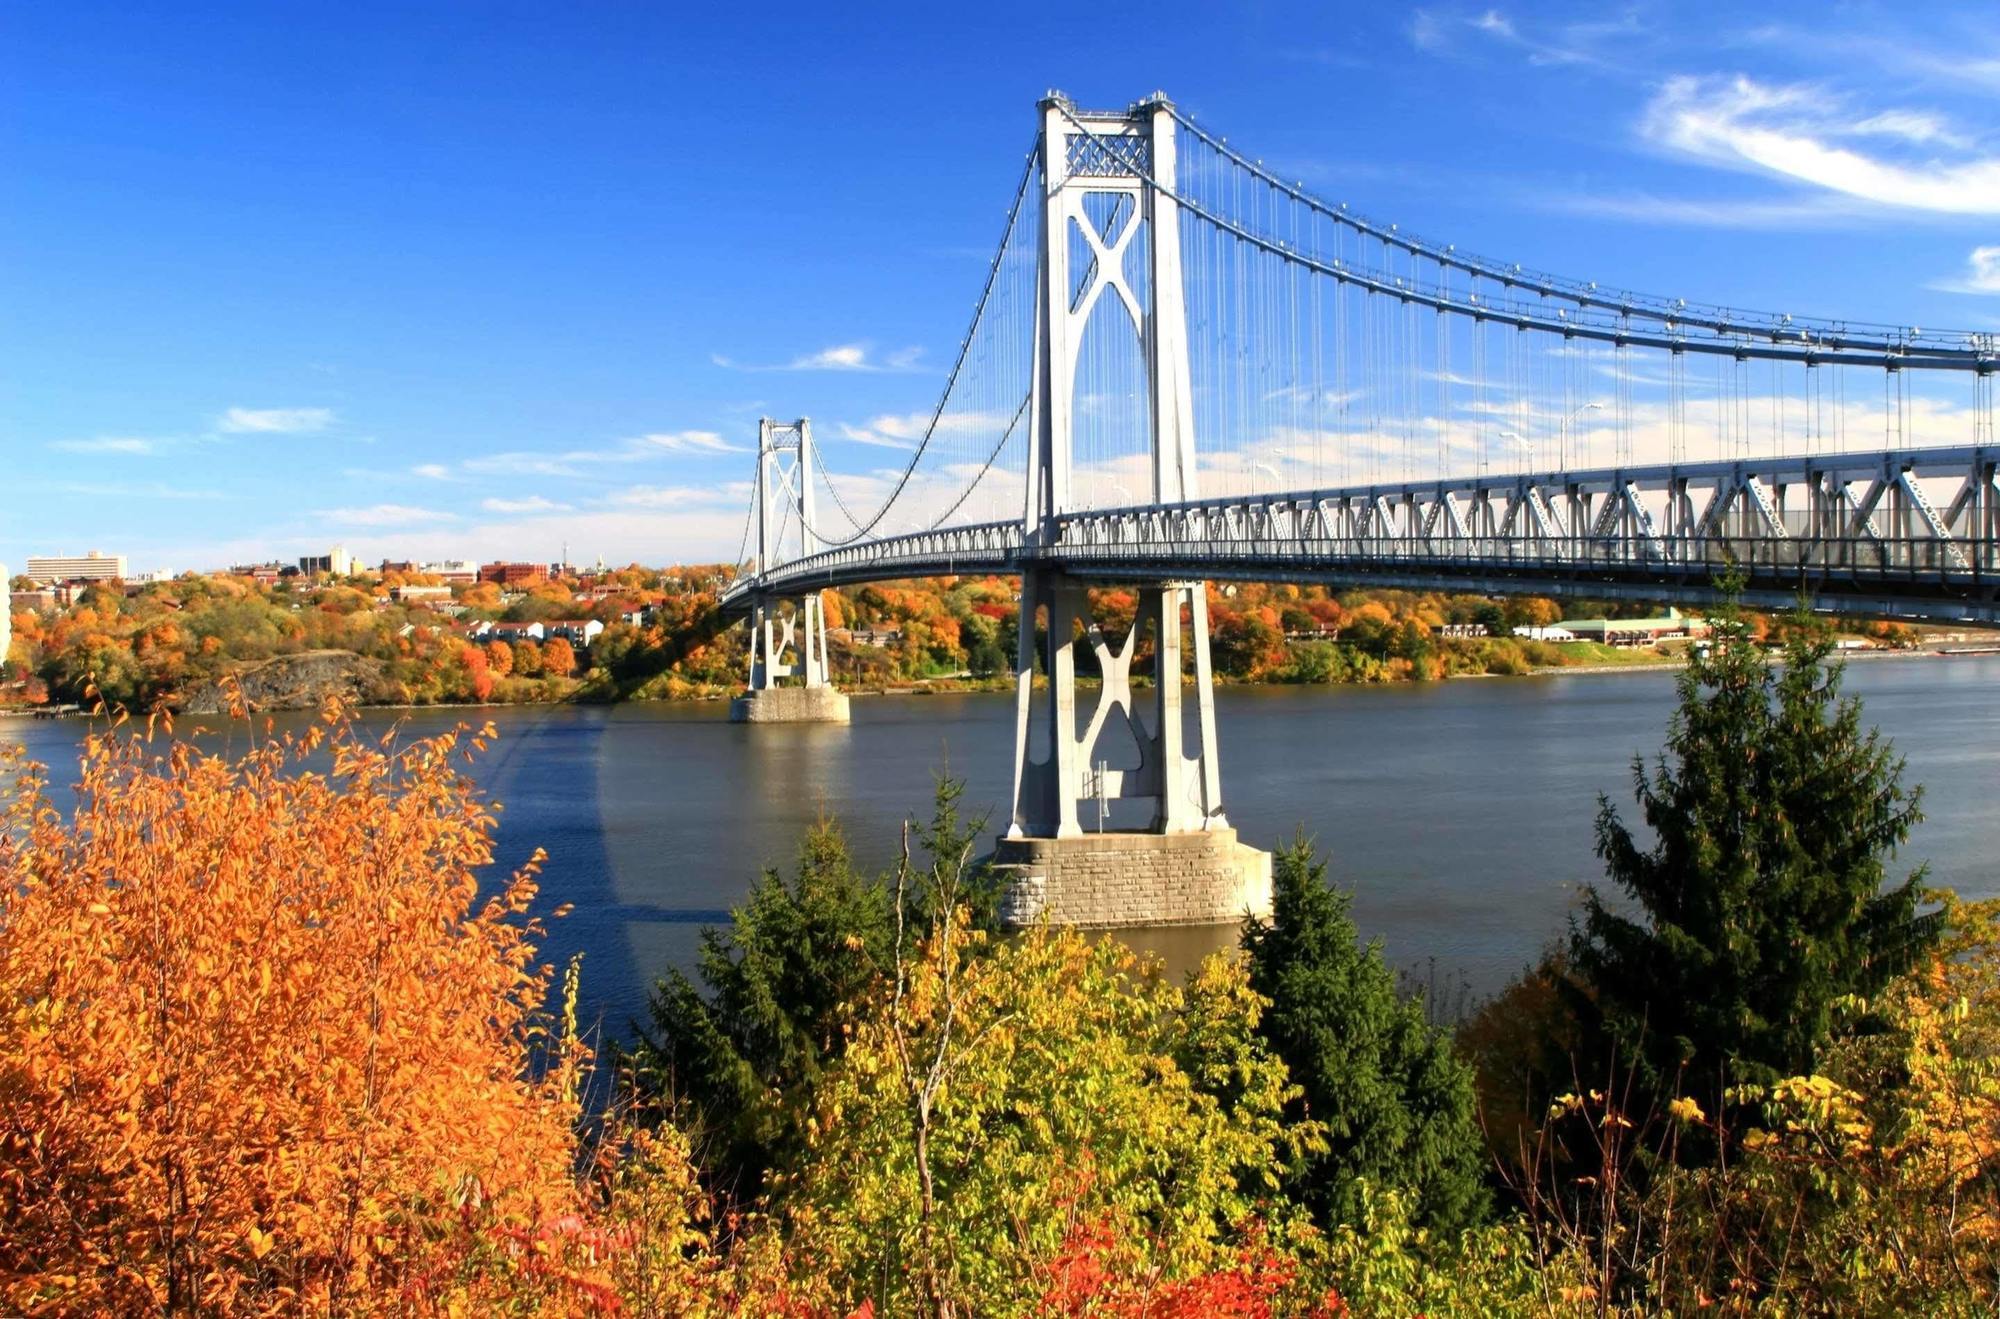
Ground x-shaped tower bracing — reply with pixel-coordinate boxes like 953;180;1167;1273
1011;94;1224;841
745;418;830;692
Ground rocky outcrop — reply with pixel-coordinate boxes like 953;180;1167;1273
179;650;387;715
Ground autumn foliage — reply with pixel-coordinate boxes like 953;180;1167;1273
0;709;590;1314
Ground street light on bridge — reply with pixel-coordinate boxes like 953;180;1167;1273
1561;401;1603;469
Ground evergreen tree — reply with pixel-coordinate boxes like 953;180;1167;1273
630;818;894;1201
1572;589;1932;1097
1243;835;1490;1235
628;777;996;1202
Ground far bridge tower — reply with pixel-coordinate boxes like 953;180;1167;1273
730;418;850;724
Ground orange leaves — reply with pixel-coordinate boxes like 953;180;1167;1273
0;717;588;1316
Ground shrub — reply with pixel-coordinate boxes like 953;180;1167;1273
0;712;590;1314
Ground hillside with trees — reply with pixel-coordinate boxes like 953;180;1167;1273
8;561;1910;714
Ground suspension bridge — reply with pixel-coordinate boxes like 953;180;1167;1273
720;92;2000;927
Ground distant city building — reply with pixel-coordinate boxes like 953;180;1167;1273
545;619;604;650
24;550;126;585
391;584;454;603
10;588;58;613
230;561;286;586
474;620;546;643
478;561;542;586
421;560;479;585
298;545;354;578
131;569;176;584
1560;608;1709;647
378;560;416;575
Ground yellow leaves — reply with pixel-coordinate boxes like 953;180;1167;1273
1668;1096;1706;1125
0;714;588;1315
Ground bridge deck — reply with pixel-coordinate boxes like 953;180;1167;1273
723;444;2000;625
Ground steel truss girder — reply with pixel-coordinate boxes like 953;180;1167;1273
722;443;2000;625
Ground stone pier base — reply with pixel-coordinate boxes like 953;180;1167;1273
990;828;1272;930
728;686;851;724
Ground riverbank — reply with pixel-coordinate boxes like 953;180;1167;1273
5;640;1968;718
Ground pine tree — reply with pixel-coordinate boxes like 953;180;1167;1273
629;777;994;1202
1243;835;1490;1235
631;818;893;1201
1572;589;1932;1098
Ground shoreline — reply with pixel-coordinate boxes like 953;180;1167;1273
2;644;1977;721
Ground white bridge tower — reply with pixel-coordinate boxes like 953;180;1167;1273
996;94;1270;926
731;418;850;724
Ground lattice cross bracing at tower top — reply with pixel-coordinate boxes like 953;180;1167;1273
725;91;2000;625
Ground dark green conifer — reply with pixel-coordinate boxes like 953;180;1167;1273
1572;587;1932;1097
1243;835;1490;1234
631;818;892;1201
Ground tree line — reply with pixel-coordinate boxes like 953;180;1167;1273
9;563;1916;713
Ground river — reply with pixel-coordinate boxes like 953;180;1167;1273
3;654;1994;1039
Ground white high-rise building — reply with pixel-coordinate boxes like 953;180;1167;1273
298;544;354;578
24;550;126;585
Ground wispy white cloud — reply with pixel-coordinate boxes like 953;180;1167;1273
411;462;453;480
457;431;746;479
625;431;744;455
1934;245;2000;294
50;480;221;501
319;503;456;527
1410;6;1641;70
605;484;737;509
50;436;158;455
280;509;753;571
837;421;922;451
482;495;572;514
219;406;335;434
712;343;926;373
835;408;1021;452
1928;244;2000;293
1536;189;1883;229
1639;75;2000;215
1729;23;2000;100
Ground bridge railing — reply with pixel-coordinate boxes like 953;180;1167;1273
723;445;1999;621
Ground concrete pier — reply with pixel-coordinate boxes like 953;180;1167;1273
990;828;1272;929
728;686;851;724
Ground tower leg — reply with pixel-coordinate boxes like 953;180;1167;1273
997;573;1264;926
731;592;850;724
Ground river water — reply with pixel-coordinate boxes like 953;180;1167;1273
4;655;1994;1038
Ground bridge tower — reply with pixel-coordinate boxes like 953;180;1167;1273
730;418;850;724
995;93;1270;928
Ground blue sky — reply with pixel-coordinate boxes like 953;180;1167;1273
5;1;1999;574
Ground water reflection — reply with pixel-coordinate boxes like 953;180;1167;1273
1;654;1992;1040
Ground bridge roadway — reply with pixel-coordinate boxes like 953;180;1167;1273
721;443;2000;626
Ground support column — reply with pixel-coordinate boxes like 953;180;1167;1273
998;572;1263;926
731;591;849;723
994;92;1268;927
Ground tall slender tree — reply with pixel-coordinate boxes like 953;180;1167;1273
1243;835;1490;1235
1572;587;1933;1098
